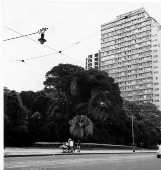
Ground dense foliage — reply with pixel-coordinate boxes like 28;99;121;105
4;64;161;148
123;101;161;148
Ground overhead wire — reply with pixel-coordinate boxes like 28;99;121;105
25;52;58;61
4;26;59;53
13;52;58;63
4;26;70;62
60;31;100;51
60;41;81;51
3;31;39;41
4;25;100;62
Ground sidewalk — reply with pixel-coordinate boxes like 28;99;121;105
4;147;157;157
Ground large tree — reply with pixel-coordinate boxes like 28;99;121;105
44;64;84;96
43;65;129;144
123;100;161;148
69;69;129;144
4;88;32;146
42;64;85;141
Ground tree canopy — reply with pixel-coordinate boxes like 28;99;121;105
123;100;161;148
4;64;161;148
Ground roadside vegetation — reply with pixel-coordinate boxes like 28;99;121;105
4;64;161;148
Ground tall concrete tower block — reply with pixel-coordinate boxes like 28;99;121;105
100;8;161;110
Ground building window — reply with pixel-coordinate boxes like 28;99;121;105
95;53;98;57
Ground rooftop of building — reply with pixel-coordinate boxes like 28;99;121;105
101;7;160;28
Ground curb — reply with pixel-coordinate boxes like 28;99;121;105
4;154;53;158
55;151;156;155
4;151;156;158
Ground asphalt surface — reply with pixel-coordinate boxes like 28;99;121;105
4;147;156;157
4;153;161;170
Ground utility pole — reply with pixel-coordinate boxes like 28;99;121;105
132;114;135;152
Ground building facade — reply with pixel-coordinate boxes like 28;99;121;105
85;51;100;70
100;8;161;109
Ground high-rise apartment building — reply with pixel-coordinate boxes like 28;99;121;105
85;51;100;70
100;8;161;109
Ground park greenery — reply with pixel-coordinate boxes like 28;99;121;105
4;64;161;148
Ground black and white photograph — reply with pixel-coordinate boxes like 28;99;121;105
2;0;161;169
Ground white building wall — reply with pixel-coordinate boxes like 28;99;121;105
149;18;161;109
155;29;161;109
100;8;161;110
85;51;100;70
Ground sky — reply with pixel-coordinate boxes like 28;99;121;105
1;0;161;92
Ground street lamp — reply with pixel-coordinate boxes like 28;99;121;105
38;27;48;44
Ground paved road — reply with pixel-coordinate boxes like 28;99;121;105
4;153;161;170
